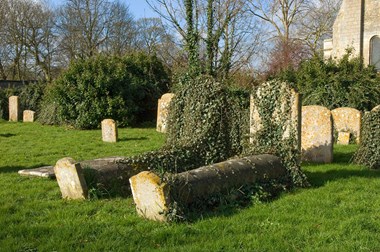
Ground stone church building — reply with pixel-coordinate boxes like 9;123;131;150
324;0;380;70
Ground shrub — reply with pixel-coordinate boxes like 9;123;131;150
353;107;380;169
275;51;380;111
39;53;170;129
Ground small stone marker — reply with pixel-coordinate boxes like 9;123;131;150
23;110;35;122
54;157;88;200
301;105;333;163
331;107;361;143
9;96;19;122
18;166;55;178
156;93;174;133
337;132;350;145
101;119;118;143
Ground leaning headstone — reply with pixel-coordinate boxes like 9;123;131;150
331;107;361;143
9;96;19;122
156;93;174;133
23;110;35;122
101;119;117;143
337;132;350;145
301;105;333;163
54;157;88;200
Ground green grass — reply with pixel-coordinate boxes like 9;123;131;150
1;120;380;251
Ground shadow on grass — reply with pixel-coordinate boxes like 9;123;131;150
0;164;51;174
0;133;16;138
304;169;380;187
118;137;148;142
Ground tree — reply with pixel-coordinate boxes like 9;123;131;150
147;0;260;80
56;0;135;62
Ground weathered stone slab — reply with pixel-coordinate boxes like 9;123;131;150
54;158;88;200
101;119;117;143
301;105;333;163
331;107;361;143
156;93;174;133
337;132;350;145
23;110;35;122
18;166;55;178
250;82;301;151
9;96;19;122
130;154;287;222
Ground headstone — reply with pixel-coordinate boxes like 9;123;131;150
331;107;361;143
18;166;55;178
301;105;333;163
250;82;301;151
54;157;88;199
9;96;19;122
101;119;117;143
372;105;380;112
337;132;350;145
23;110;35;122
156;93;174;133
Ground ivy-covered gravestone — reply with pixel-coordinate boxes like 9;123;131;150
353;105;380;169
248;80;307;187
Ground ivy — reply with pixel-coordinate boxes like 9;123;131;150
353;108;380;169
244;80;309;187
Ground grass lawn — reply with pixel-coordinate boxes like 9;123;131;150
1;120;379;251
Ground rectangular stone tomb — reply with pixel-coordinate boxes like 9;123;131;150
130;154;287;222
18;166;55;178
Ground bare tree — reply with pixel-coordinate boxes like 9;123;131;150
147;0;260;80
297;0;342;56
56;0;135;62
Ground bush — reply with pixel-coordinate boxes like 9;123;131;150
39;53;170;129
275;51;380;111
353;107;380;169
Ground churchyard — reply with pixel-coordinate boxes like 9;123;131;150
1;120;380;251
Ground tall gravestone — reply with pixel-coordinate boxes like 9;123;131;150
331;107;362;144
101;119;118;143
23;110;35;122
9;96;19;122
156;93;174;133
301;105;333;163
250;82;301;151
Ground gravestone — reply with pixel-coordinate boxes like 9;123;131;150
301;105;333;163
156;93;174;133
54;157;88;200
18;166;55;178
372;105;380;111
331;107;361;143
23;110;35;122
337;132;350;145
8;96;19;122
101;119;117;143
250;81;301;151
